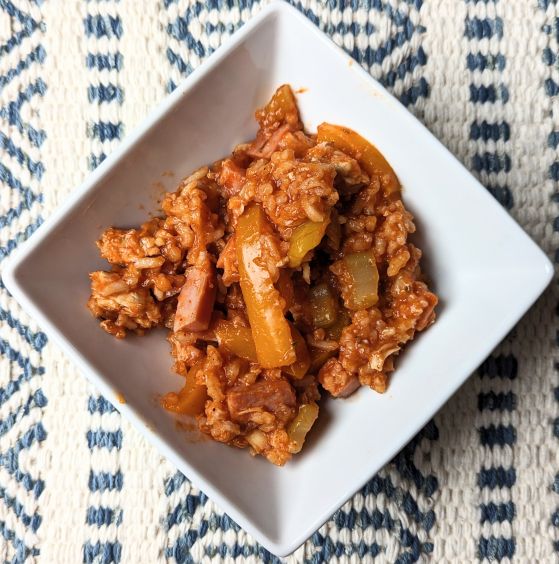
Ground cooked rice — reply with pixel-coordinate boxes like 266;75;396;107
87;85;437;465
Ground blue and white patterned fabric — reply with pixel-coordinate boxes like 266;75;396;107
0;0;558;561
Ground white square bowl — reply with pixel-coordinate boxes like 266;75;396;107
2;1;553;556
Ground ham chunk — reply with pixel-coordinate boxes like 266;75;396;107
174;261;217;332
318;358;360;398
227;380;296;422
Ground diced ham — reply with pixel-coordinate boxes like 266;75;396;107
318;358;360;398
247;124;291;159
218;159;246;196
227;380;296;421
174;261;217;332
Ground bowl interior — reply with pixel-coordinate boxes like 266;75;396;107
7;4;552;554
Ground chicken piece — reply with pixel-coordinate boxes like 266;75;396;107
218;159;246;197
88;270;162;334
416;290;438;331
248;124;291;159
216;235;239;287
174;260;217;332
318;358;360;398
277;130;315;158
97;227;144;265
307;143;369;188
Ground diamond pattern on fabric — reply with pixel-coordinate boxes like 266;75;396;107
2;0;559;562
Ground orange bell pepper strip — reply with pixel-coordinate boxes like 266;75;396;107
236;205;296;368
316;123;400;197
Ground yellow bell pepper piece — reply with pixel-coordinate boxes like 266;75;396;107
161;360;207;416
309;283;338;329
308;347;335;374
215;320;258;362
283;325;311;379
326;307;351;341
342;249;379;310
236;205;296;368
287;402;319;454
288;218;329;267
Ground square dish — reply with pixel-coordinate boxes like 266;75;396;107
2;1;552;557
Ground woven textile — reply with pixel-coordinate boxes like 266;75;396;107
0;0;558;561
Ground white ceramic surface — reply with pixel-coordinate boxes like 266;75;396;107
2;2;553;556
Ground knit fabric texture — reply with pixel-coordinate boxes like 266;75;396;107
0;0;557;562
